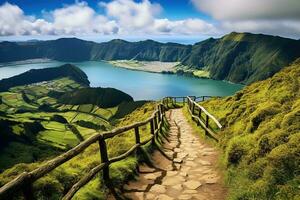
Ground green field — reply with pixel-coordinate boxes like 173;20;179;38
0;76;159;199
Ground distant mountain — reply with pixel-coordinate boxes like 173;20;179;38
182;32;300;84
0;64;90;91
1;32;300;84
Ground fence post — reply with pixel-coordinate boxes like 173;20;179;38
198;108;202;120
192;102;195;115
197;108;201;126
150;119;155;144
158;106;161;122
154;113;158;138
134;126;142;162
205;114;209;135
134;127;140;144
202;96;205;101
23;180;34;200
98;137;110;185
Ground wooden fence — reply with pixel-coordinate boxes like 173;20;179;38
0;96;222;199
186;96;222;140
162;96;222;140
0;103;167;200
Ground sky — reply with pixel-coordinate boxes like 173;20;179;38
0;0;300;43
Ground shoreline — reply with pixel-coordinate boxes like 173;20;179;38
108;60;178;73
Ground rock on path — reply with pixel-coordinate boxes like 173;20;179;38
120;109;227;200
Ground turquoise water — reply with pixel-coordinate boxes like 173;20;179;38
0;61;243;100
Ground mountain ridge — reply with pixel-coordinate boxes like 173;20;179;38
1;32;300;84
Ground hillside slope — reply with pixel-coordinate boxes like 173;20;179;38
202;59;300;199
1;32;299;84
0;64;90;91
182;32;300;84
59;87;134;108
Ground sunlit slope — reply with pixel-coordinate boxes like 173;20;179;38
0;65;143;171
0;64;90;92
182;32;300;84
202;59;300;199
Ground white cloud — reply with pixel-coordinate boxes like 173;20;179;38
153;18;218;35
1;0;300;39
0;0;218;37
100;0;217;35
100;0;162;33
191;0;300;21
51;1;118;35
191;0;300;38
0;1;118;36
0;2;52;36
222;20;300;38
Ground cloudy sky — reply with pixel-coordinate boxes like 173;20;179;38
0;0;299;43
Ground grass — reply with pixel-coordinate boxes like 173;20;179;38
193;70;210;78
0;73;163;199
200;59;300;200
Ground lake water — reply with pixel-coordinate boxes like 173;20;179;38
0;61;243;100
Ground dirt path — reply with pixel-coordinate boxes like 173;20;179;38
121;108;227;200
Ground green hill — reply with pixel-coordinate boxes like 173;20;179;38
0;65;157;199
202;58;300;199
182;32;300;84
1;32;299;84
59;87;134;108
0;64;90;92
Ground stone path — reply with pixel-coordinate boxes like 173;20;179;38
121;109;227;200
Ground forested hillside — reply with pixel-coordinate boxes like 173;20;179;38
0;64;90;92
1;32;300;84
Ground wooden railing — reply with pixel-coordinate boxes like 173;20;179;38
162;96;222;140
0;95;222;200
162;96;214;106
186;96;222;140
0;103;167;200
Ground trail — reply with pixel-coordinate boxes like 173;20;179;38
120;108;227;200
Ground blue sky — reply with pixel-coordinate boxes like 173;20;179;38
1;0;210;20
0;0;299;43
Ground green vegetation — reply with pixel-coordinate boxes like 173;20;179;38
59;87;133;108
0;64;89;92
201;59;300;200
0;65;164;199
2;32;299;84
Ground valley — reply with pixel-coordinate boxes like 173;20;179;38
0;32;299;200
1;32;300;84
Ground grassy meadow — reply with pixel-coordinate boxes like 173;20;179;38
0;75;163;199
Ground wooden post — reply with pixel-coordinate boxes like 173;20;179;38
154;114;158;136
23;181;34;200
192;102;195;115
134;126;142;163
134;127;140;144
197;108;201;126
183;97;185;105
199;108;202;119
158;106;161;122
150;120;155;144
202;96;205;101
205;114;209;135
98;137;109;184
